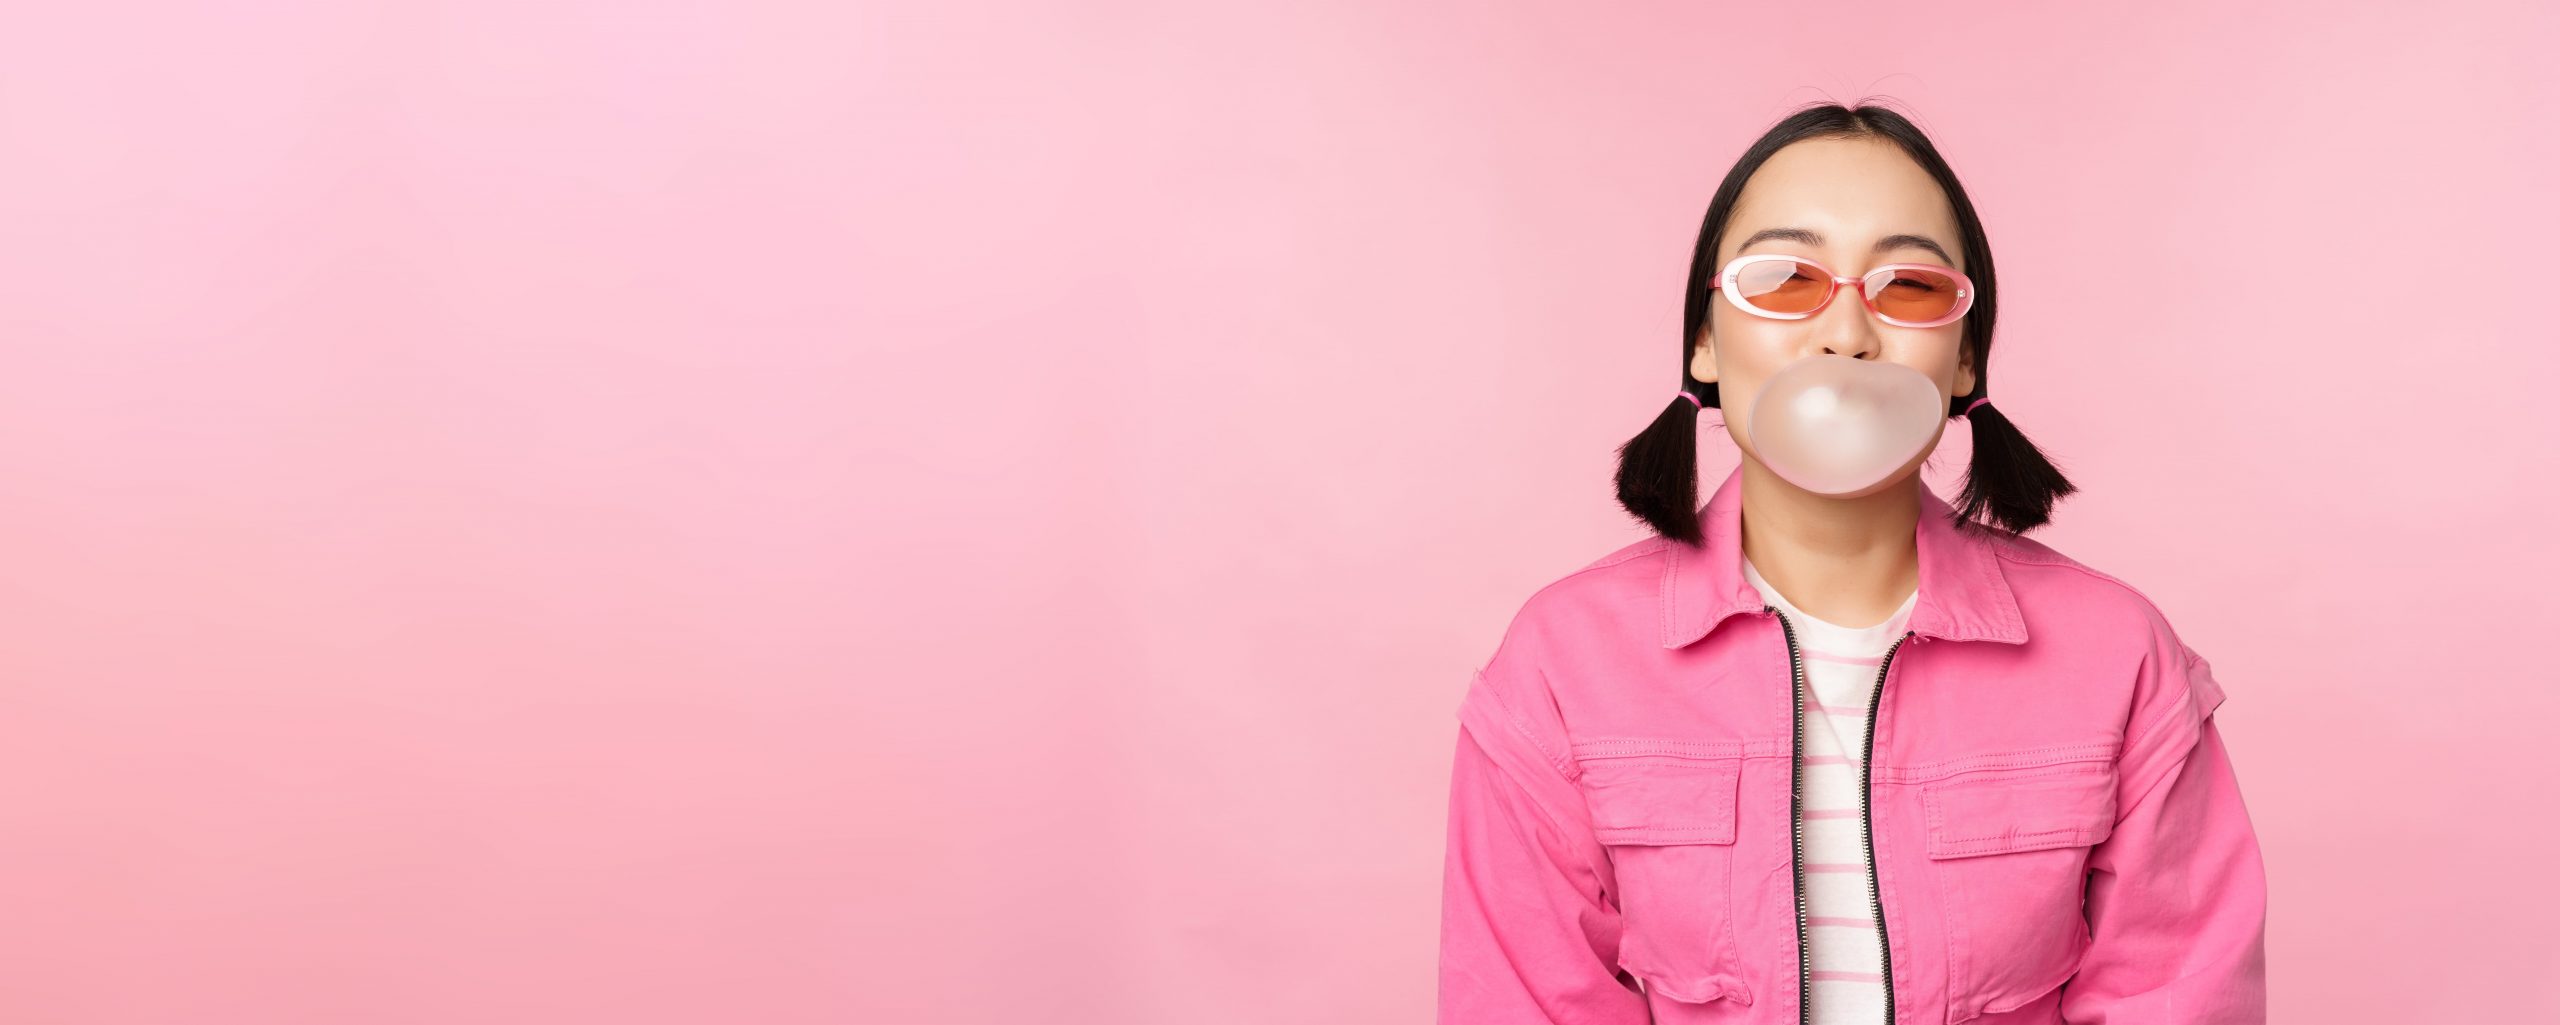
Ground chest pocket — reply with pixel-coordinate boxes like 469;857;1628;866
1576;753;1753;1010
1920;756;2118;1024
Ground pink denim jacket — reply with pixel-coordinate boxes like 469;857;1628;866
1438;465;2267;1024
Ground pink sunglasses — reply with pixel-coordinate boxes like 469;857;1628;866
1710;253;1976;329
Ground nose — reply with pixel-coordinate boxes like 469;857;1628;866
1813;275;1884;359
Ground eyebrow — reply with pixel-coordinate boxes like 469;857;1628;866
1736;227;1955;266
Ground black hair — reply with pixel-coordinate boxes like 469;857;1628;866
1614;100;2077;545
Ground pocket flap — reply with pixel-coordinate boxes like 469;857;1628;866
1624;960;1753;1006
1922;763;2116;858
1577;756;1740;846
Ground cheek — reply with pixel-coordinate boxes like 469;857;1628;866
1901;331;1969;387
1714;323;1797;378
1710;332;1796;446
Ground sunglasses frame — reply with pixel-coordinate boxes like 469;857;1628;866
1710;253;1976;329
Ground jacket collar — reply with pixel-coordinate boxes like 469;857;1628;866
1659;464;2028;649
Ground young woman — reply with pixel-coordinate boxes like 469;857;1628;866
1436;103;2267;1025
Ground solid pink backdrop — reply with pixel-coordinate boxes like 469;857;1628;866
1;2;2554;1023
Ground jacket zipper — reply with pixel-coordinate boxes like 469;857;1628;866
1771;606;1812;1025
1862;630;1913;1025
1772;603;1915;1025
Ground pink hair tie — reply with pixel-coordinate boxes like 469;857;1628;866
1675;390;1703;409
1964;396;1991;416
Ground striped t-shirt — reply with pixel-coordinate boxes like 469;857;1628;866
1743;555;1918;1025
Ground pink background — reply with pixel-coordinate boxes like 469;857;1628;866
3;2;2555;1023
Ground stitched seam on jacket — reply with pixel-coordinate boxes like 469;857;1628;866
1987;542;2222;791
2121;670;2201;763
1886;743;2117;783
2110;687;2209;824
1475;670;1578;781
1931;826;2109;856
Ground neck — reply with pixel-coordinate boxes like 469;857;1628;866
1736;458;1922;629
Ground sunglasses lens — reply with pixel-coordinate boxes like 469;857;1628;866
1730;258;1832;315
1867;267;1965;324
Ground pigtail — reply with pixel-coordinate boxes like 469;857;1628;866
1951;393;2077;536
1613;382;1709;546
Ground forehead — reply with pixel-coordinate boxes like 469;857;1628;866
1724;136;1960;264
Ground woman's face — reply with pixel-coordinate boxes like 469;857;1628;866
1693;136;1980;497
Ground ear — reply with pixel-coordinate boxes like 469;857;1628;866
1688;326;1718;384
1955;338;1978;398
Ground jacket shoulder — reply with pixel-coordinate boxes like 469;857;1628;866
1466;536;1675;733
1987;531;2220;709
1988;531;2187;640
1501;535;1675;648
1464;535;1679;779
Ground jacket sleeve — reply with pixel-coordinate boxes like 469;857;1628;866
1437;664;1649;1025
2061;640;2269;1024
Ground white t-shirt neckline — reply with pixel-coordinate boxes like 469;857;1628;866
1742;554;1919;654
